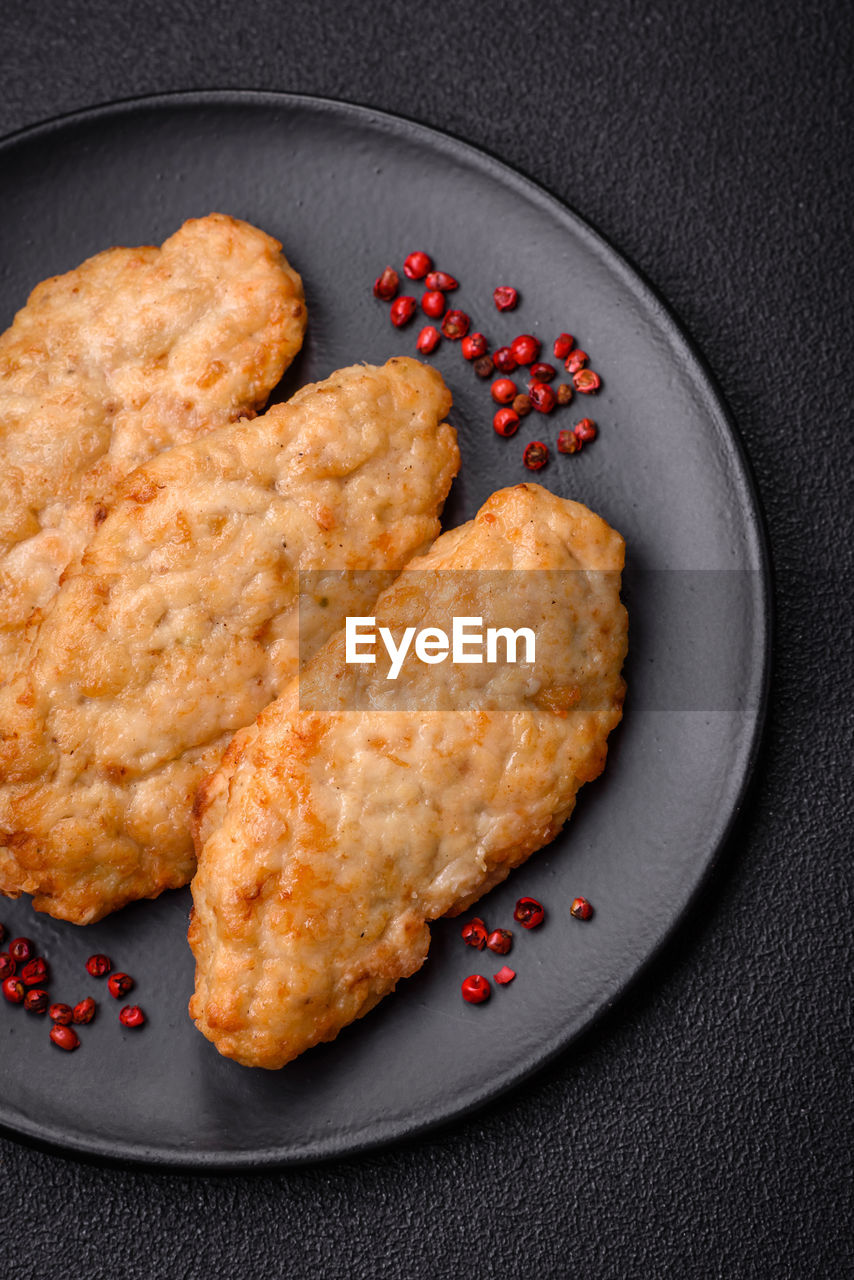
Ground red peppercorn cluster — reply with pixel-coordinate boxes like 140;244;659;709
459;892;595;1008
460;911;518;1001
0;926;146;1053
461;916;515;955
373;257;603;467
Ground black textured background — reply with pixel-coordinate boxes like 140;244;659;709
1;2;852;1277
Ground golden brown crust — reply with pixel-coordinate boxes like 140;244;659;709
0;359;458;923
189;484;627;1068
0;213;307;683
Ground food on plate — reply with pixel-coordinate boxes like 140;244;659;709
0;358;458;924
0;213;307;684
189;483;627;1068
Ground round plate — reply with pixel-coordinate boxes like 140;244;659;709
0;91;770;1169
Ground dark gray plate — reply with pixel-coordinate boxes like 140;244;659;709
0;91;770;1169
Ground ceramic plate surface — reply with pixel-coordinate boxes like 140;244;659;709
0;92;769;1168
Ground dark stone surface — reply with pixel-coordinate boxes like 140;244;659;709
0;2;851;1276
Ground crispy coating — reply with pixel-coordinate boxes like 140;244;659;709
189;483;627;1069
0;359;458;923
0;213;307;683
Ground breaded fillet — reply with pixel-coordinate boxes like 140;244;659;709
189;484;627;1069
0;213;307;683
0;359;458;923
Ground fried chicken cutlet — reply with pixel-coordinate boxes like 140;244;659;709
0;213;307;683
0;359;458;923
189;483;627;1069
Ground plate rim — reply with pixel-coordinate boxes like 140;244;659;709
0;88;773;1172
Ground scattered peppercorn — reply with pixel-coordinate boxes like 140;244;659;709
510;334;541;366
0;954;16;980
493;286;519;311
441;309;470;339
372;266;399;301
493;965;516;985
20;957;49;987
486;929;513;955
493;408;521;438
73;997;97;1025
416;325;441;355
462;332;488;361
9;938;34;964
390;296;417;327
523;441;549;470
557;429;582;454
528;382;557;414
49;1003;73;1025
85;954;112;978
50;1024;80;1052
424;270;458;292
24;989;49;1014
513;897;546;928
573;369;601;393
493;346;517;374
372;261;608;505
491;378;518;405
0;924;5;944
107;972;134;999
2;975;25;1004
461;918;488;950
461;975;491;1004
403;251;432;280
119;1005;146;1029
570;896;594;920
421;289;445;319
